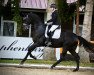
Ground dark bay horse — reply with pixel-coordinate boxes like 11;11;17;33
20;12;94;71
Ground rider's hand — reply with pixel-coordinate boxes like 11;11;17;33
47;22;52;26
45;21;47;24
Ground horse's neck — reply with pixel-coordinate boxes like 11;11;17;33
31;23;43;37
31;24;35;37
31;24;38;37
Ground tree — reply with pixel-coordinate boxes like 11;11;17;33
0;0;4;16
79;0;94;62
0;0;11;18
56;0;94;63
0;0;22;36
43;0;56;60
56;0;77;32
12;0;23;36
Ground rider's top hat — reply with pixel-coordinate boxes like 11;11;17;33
50;4;56;9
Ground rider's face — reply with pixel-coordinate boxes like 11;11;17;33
50;7;55;12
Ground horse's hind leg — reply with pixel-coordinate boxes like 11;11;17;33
51;48;67;69
69;49;80;72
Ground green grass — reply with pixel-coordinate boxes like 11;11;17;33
0;59;94;67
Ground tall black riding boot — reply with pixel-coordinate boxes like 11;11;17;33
45;32;52;46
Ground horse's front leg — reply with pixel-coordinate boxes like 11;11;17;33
20;43;39;65
20;50;31;65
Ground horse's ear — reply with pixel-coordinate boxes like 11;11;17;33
23;15;28;21
30;12;32;14
27;12;31;16
29;12;33;15
23;17;25;22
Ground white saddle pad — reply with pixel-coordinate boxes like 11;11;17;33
45;25;61;39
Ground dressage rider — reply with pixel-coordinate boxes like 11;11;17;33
45;4;59;45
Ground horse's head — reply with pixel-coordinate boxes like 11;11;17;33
23;12;33;25
23;12;45;38
23;12;42;26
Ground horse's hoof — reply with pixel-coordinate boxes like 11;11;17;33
19;63;22;65
73;68;79;72
50;66;54;69
34;57;37;60
19;62;24;65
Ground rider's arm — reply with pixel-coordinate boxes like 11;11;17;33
47;11;57;23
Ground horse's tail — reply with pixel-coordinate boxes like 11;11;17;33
78;36;94;53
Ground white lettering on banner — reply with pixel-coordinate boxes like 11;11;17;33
0;36;44;59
